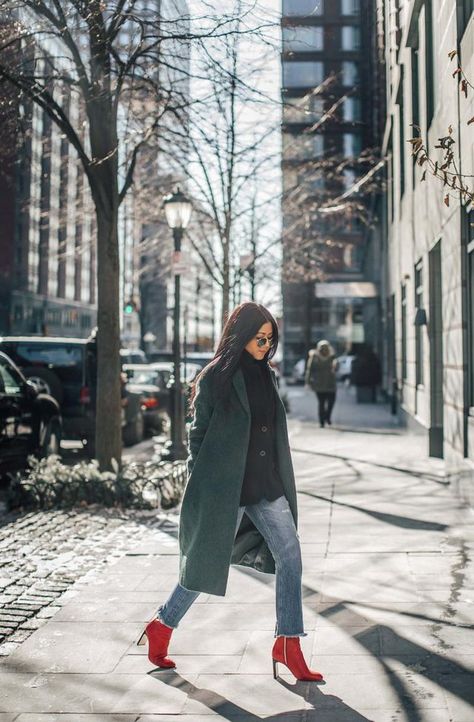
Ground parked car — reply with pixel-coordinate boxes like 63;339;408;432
335;354;355;382
148;350;173;363
0;336;145;454
149;361;202;387
148;350;214;369
122;364;170;435
120;348;148;365
146;362;202;424
0;351;62;479
183;352;215;369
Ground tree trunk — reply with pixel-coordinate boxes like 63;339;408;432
88;106;121;471
93;202;122;471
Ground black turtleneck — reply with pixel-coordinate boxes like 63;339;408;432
239;349;285;506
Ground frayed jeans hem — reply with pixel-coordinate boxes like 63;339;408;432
156;606;179;630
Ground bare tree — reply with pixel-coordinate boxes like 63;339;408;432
155;12;282;326
408;50;474;208
0;0;264;469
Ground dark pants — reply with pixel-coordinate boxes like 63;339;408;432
316;391;336;426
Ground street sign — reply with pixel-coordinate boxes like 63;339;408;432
171;250;189;276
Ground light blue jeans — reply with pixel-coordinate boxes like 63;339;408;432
157;495;305;637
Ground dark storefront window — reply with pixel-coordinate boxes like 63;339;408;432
466;209;474;406
401;283;407;380
415;261;424;386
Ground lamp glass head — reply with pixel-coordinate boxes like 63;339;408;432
164;188;192;229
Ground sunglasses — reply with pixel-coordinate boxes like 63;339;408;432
256;335;274;348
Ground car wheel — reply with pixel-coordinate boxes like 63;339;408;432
38;417;62;458
123;410;145;446
23;367;64;404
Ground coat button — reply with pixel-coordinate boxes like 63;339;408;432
259;450;266;456
261;425;268;432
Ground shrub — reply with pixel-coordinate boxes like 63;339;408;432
7;455;187;511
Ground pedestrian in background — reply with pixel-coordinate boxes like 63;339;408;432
137;301;323;682
305;340;338;428
350;343;382;402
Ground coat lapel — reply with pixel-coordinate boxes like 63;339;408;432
232;367;250;416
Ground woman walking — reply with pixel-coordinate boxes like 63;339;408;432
305;340;337;427
138;302;323;682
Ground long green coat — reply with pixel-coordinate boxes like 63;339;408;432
178;365;298;596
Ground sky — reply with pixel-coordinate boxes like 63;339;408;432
188;0;284;321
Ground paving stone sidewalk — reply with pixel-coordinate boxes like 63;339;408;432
0;507;178;657
0;386;473;721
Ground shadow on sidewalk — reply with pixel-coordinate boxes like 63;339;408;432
292;447;448;485
150;669;374;722
299;490;449;532
145;520;473;720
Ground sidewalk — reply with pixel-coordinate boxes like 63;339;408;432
0;386;473;721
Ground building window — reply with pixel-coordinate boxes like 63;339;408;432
282;61;324;87
282;0;324;16
415;261;424;386
343;132;362;158
341;26;360;50
282;132;324;160
398;67;405;199
341;0;360;15
457;0;473;37
283;95;325;123
465;209;474;407
401;283;407;380
343;168;356;189
313;298;331;325
411;47;420;183
425;1;435;128
342;96;361;122
283;26;324;52
342;61;359;86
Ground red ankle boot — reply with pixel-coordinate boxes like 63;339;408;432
137;618;176;668
272;636;323;681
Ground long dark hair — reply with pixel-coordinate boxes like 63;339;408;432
189;302;279;412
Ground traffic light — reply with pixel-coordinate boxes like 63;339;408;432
124;298;137;314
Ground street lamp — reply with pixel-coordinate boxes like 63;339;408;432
161;187;193;461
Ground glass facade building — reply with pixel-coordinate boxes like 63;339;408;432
280;0;381;373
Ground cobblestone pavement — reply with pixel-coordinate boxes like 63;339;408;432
0;505;178;657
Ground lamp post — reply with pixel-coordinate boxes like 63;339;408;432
161;187;193;461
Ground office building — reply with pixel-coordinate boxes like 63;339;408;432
378;0;473;473
281;0;382;372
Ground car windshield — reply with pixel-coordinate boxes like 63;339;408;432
0;360;23;394
14;343;84;382
128;370;158;385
